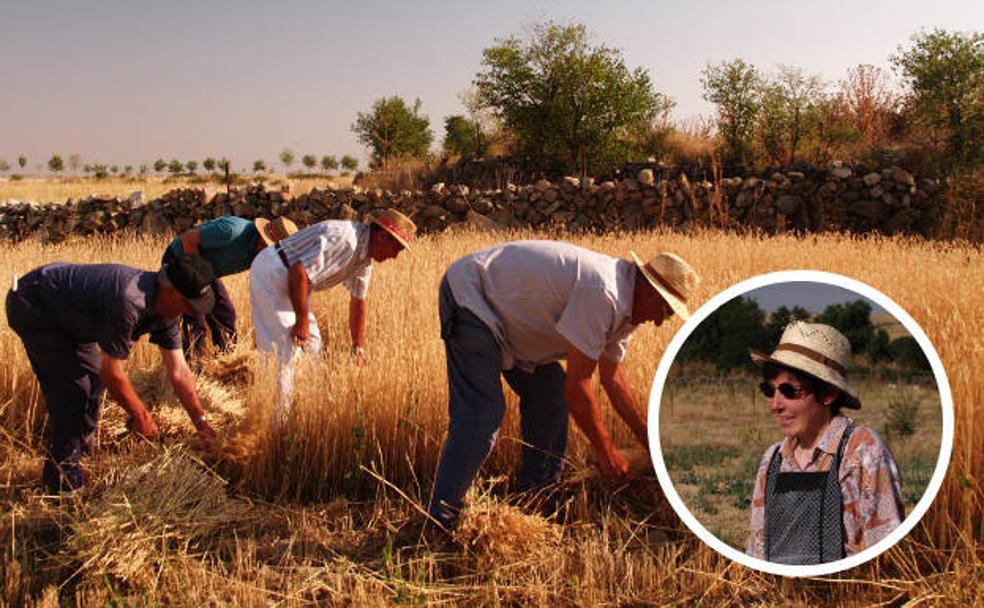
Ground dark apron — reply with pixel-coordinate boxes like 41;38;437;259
764;423;856;565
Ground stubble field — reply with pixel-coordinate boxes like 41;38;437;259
0;224;981;606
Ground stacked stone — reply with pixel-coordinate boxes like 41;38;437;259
0;165;944;243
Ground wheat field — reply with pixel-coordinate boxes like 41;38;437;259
0;226;981;606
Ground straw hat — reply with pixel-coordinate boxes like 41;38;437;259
372;209;417;250
749;321;861;409
254;216;299;246
629;251;700;320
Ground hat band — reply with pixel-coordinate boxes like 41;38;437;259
644;264;687;303
376;216;413;243
774;343;846;376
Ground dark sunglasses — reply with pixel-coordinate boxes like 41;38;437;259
759;382;810;400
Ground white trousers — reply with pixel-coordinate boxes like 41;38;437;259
249;246;323;426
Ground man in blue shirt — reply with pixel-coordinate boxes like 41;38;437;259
163;215;297;360
5;254;219;493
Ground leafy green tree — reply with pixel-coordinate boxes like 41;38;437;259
889;337;931;370
443;114;480;156
90;164;109;179
0;158;9;173
865;327;892;364
279;148;295;172
48;154;64;174
17;155;27;170
678;297;771;372
893;28;983;170
476;21;669;175
253;159;266;172
153;158;167;173
186;160;198;174
757;66;825;165
352;96;433;170
815;300;876;355
110;165;119;175
203;157;217;173
340;155;358;172
68;154;82;173
701;59;762;164
167;159;184;175
321;155;338;173
301;154;317;173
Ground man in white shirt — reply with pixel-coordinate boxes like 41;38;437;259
427;240;700;529
249;209;416;423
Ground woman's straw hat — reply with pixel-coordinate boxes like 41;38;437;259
254;216;299;246
629;251;700;320
372;209;417;250
749;321;861;409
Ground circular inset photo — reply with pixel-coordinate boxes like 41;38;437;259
648;271;953;576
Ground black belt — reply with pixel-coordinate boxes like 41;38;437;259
274;243;290;268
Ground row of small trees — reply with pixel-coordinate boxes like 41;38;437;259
350;23;980;178
0;152;359;179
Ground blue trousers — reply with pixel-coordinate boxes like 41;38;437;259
428;277;569;529
6;275;103;493
161;250;237;359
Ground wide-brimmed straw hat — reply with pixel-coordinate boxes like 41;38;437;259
254;216;299;246
749;321;861;409
629;251;700;320
372;209;417;250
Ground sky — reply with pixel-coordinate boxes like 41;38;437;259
2;0;981;172
744;282;885;314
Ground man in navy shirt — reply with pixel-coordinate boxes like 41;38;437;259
6;254;219;493
164;215;298;360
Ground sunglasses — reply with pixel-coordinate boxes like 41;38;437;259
759;382;810;400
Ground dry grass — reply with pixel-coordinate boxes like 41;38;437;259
0;174;355;204
1;225;982;605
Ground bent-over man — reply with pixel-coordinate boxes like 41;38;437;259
249;209;416;424
163;215;298;360
427;240;700;529
5;254;219;493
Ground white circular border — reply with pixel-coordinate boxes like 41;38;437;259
647;270;954;577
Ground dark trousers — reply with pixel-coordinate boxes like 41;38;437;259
161;250;237;359
428;277;569;529
6;280;103;493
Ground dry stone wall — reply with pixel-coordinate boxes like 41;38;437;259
0;165;944;243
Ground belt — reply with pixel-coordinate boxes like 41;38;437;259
274;243;290;268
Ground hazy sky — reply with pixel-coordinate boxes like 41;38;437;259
2;1;981;171
745;282;886;314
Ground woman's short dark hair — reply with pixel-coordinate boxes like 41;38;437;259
762;362;847;417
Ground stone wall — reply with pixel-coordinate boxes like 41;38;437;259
0;165;944;243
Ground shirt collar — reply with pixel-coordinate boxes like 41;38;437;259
779;414;852;466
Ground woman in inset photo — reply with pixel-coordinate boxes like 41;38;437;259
745;321;905;564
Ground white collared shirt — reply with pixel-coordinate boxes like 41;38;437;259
446;240;637;371
278;220;373;298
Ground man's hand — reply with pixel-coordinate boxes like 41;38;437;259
127;409;159;439
351;344;367;367
195;418;217;447
598;446;631;481
291;319;311;344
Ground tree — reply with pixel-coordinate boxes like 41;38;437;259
352;96;433;170
167;159;184;175
0;158;9;173
279;148;296;172
203;157;217;173
677;297;771;372
48;154;64;174
321;155;338;173
837;64;898;145
186;160;198;174
443;115;480;156
301;154;317;173
756;66;825;165
68;154;82;173
815;300;876;355
253;159;266;172
90;164;109;179
17;155;27;170
123;165;133;177
892;28;984;170
217;158;231;174
139;164;149;176
701;59;762;164
110;165;119;175
153;158;167;173
475;21;669;175
889;337;931;370
340;155;359;172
